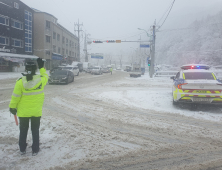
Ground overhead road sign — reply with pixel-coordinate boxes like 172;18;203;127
116;40;121;43
140;44;150;48
91;53;103;59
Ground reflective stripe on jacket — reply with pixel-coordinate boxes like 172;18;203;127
9;68;48;117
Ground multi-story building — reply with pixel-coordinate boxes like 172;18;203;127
0;0;34;71
33;9;79;69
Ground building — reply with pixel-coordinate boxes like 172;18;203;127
33;9;79;70
0;0;35;72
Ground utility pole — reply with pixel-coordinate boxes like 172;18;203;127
84;32;88;62
74;19;83;62
150;22;156;78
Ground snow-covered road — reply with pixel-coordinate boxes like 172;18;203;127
1;71;222;170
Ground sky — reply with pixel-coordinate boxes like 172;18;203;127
20;0;222;64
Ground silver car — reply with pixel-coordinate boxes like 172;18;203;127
91;66;103;75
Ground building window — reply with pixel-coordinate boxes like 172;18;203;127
12;38;23;48
69;51;71;56
53;32;56;39
0;15;9;26
14;2;19;9
57;34;60;41
25;10;32;52
45;50;50;55
62;48;65;55
0;36;9;45
75;43;76;49
66;38;68;46
53;45;56;53
62;36;65;43
66;49;68;54
72;52;74;56
11;19;23;30
46;20;50;29
58;47;61;54
69;40;72;47
46;35;51;43
52;18;57;24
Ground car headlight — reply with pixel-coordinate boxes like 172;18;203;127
62;77;67;79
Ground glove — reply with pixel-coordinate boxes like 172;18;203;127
37;58;44;69
10;108;17;115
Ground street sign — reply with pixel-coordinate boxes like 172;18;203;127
140;44;150;48
116;40;121;43
91;53;103;59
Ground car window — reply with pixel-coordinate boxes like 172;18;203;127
63;67;72;69
175;72;180;79
184;72;215;80
53;70;68;75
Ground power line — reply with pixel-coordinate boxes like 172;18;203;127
158;0;176;29
157;1;175;26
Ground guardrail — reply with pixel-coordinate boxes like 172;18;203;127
155;71;178;77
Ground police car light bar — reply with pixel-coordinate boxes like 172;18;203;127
181;64;210;70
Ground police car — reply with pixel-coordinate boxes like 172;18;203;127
171;64;222;105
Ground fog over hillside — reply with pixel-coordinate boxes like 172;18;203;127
156;10;222;66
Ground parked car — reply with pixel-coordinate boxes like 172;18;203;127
171;64;222;105
49;66;62;75
116;67;121;70
91;66;103;75
86;66;93;73
60;66;79;76
124;66;132;72
48;70;74;84
102;67;110;73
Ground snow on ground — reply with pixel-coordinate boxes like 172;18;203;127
85;73;222;122
0;72;23;80
0;70;50;80
1;71;222;169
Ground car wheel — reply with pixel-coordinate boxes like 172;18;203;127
173;99;178;105
65;80;68;85
77;72;79;76
72;77;74;82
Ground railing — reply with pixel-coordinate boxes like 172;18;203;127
155;71;178;77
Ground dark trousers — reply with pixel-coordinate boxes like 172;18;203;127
19;117;41;152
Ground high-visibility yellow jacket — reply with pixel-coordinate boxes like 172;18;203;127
9;68;48;117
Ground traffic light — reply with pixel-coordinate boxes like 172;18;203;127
93;41;103;43
148;60;151;66
106;40;115;43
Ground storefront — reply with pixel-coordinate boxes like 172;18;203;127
52;53;63;69
0;52;38;72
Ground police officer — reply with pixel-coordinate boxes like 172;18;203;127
110;67;113;75
9;58;48;156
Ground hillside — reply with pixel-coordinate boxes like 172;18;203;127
156;11;222;66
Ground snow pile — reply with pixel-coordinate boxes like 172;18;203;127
88;74;222;122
